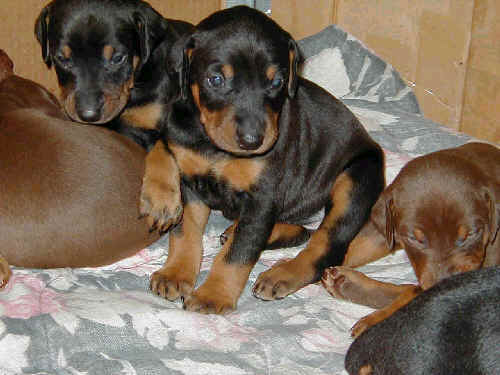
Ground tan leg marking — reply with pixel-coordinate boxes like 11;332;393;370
351;285;421;338
140;141;183;233
342;220;392;268
184;228;253;314
253;173;354;300
0;256;11;289
150;201;210;300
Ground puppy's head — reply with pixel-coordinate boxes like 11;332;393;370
35;0;168;124
371;154;498;290
178;6;299;156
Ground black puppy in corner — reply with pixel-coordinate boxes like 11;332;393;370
35;0;194;229
141;6;385;314
345;267;500;375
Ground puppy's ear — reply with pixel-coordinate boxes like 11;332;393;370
481;187;500;244
34;5;52;68
180;37;195;101
371;194;396;250
287;39;299;98
132;6;168;71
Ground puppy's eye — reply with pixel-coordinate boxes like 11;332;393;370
270;77;283;89
55;53;73;69
207;74;224;88
110;53;127;65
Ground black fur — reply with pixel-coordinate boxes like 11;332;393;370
161;6;384;279
345;267;500;375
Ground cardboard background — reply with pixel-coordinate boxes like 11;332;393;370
1;0;498;143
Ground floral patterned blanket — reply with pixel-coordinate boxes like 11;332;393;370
0;25;471;375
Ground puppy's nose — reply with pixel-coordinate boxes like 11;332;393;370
238;133;263;150
79;108;100;123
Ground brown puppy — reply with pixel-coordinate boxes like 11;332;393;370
0;50;158;288
322;142;500;337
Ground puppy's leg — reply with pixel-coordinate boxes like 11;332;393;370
0;256;12;289
350;285;421;337
184;202;275;314
150;190;210;301
253;155;384;300
140;141;183;234
221;223;311;249
321;220;404;308
322;266;414;309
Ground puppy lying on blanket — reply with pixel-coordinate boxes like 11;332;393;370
322;142;500;337
345;267;500;375
0;49;158;288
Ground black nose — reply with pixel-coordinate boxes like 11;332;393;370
75;91;104;123
79;108;101;123
238;133;263;150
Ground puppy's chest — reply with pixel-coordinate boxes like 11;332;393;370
169;143;266;210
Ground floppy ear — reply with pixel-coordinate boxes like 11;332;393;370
371;194;396;250
132;12;155;72
132;6;168;72
481;187;500;244
34;5;52;68
287;39;299;98
180;37;195;101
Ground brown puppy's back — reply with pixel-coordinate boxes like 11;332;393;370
0;74;158;268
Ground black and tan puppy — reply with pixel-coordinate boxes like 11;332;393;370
322;142;500;337
0;49;159;288
35;0;194;229
140;6;384;314
345;267;500;375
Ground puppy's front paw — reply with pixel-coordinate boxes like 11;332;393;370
0;256;12;289
140;176;183;235
351;315;373;338
150;269;194;301
253;259;303;300
183;287;236;315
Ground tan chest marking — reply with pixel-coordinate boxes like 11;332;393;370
121;103;163;130
169;143;265;191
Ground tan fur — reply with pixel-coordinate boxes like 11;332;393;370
184;229;254;314
150;202;210;300
103;45;114;61
121;103;163;130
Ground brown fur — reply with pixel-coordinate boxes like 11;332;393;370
322;142;500;337
0;50;158;288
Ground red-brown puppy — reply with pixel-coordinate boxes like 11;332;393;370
322;142;500;337
0;50;159;288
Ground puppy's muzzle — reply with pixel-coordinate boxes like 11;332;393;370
75;91;105;123
235;112;266;151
